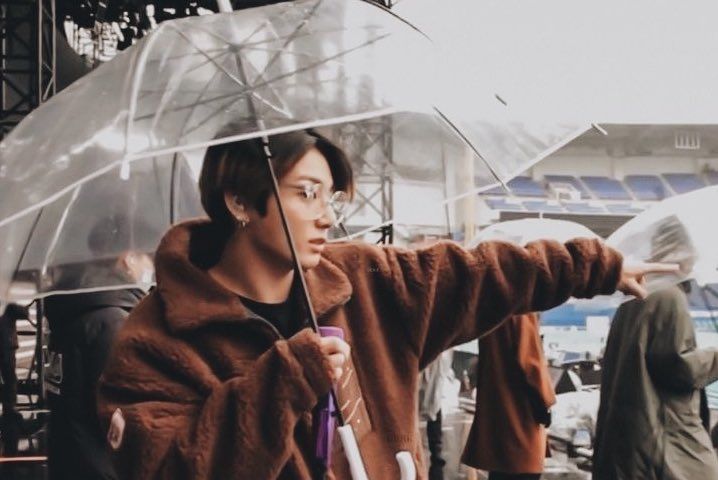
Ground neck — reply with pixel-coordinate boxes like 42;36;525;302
209;231;294;303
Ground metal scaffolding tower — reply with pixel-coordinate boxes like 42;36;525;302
1;0;56;140
331;116;395;244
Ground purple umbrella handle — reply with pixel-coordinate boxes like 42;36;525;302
315;326;344;467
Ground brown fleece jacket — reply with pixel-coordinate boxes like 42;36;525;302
97;220;622;480
463;313;556;474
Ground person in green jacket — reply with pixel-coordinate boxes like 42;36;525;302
594;216;718;480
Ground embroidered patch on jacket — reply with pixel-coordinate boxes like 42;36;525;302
335;356;372;441
107;408;126;450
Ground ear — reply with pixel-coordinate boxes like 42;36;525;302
223;191;250;223
115;251;132;272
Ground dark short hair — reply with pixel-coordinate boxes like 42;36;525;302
87;213;155;257
199;127;354;235
87;213;132;255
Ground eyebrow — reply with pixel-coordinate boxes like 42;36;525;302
293;175;334;189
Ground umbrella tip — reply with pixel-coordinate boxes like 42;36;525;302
592;123;608;136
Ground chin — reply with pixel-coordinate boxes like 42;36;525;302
299;253;322;270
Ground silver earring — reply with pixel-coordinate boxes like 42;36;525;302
239;219;248;228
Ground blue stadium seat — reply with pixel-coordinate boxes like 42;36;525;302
662;173;706;194
507;176;547;197
624;175;669;200
605;203;645;214
580;176;633;200
522;201;565;213
485;198;525;211
544;175;591;199
563;202;607;214
482;184;508;196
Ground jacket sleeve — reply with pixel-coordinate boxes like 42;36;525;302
357;237;622;368
97;327;333;480
646;289;718;392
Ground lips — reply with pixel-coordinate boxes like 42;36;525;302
308;238;327;246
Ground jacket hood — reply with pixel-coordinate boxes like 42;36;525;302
45;287;144;319
154;219;353;334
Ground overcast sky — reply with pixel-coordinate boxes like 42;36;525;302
393;0;718;123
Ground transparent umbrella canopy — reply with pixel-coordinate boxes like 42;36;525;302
0;0;587;303
607;185;718;293
469;218;599;247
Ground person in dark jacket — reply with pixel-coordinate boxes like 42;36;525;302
45;214;152;480
96;128;674;480
0;303;28;455
0;304;26;415
594;216;718;480
419;350;453;480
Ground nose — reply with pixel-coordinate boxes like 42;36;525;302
315;204;335;228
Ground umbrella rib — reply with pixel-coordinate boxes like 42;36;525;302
251;31;393;93
217;1;323;118
138;30;395;136
180;95;249;138
40;185;82;276
133;35;386;124
238;27;356;49
127;22;168;159
166;23;292;117
9;208;44;293
255;0;324;82
133;70;352;123
431;106;504;187
170;155;178;224
177;67;227;138
126;107;401;162
133;46;232;105
171;28;394;119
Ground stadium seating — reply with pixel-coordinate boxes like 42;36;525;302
562;202;607;214
507;176;547;197
605;203;645;214
580;176;633;200
522;201;565;213
662;173;706;194
624;175;669;200
706;171;718;185
544;175;591;199
481;183;508;195
484;198;525;211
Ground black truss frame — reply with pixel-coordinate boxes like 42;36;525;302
1;0;56;140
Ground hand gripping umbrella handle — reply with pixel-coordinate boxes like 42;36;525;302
318;327;369;480
320;328;415;480
336;427;416;480
395;452;416;480
337;424;369;480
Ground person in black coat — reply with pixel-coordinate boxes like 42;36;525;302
0;303;28;455
45;213;152;480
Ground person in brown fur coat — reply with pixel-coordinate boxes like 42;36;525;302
462;312;555;479
97;128;674;480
